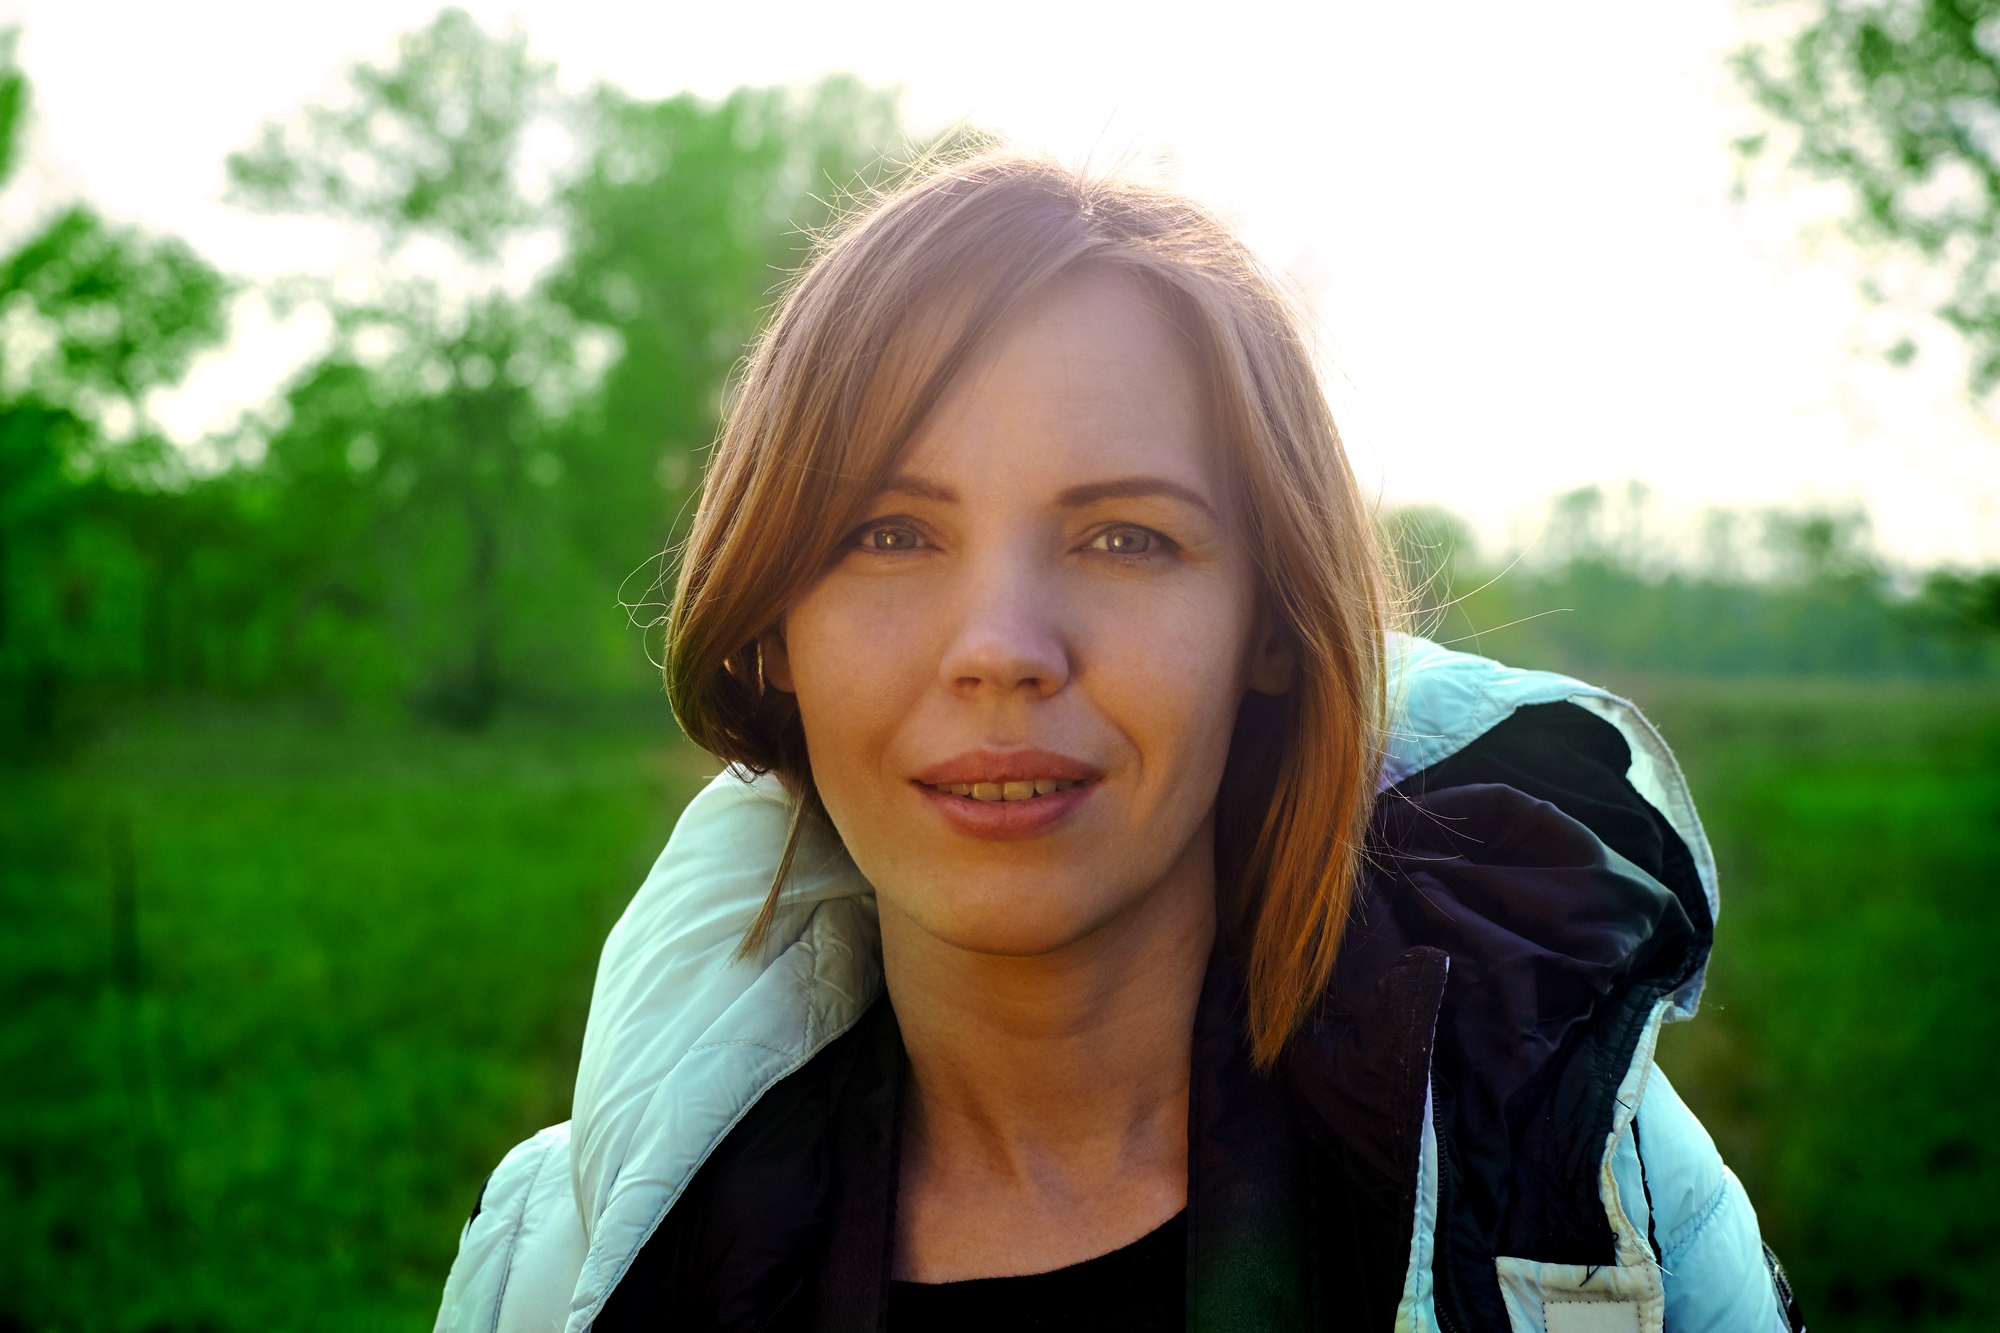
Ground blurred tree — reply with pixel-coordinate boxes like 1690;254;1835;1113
0;27;233;744
1385;493;2000;679
1915;564;2000;631
229;9;554;260
228;9;580;725
1736;0;2000;391
231;9;910;725
233;291;612;722
550;75;904;599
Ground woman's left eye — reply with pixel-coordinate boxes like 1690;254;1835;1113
859;525;923;551
1089;527;1157;556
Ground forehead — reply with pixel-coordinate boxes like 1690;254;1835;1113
897;269;1219;493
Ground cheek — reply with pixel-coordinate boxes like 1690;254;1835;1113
1084;575;1257;794
783;580;934;796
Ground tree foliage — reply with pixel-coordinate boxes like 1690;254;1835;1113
1;9;916;744
228;9;556;260
1736;0;2000;390
219;10;909;727
548;76;903;589
1389;487;2000;679
0;28;234;746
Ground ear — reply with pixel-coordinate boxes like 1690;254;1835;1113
1244;613;1295;696
758;627;796;694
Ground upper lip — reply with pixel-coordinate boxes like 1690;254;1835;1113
911;748;1104;786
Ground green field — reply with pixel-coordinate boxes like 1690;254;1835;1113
2;681;1996;1331
0;704;715;1332
1633;679;2000;1331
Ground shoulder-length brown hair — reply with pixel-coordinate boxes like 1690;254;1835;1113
665;151;1388;1068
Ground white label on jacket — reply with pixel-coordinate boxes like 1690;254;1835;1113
1545;1304;1641;1333
1494;1258;1662;1333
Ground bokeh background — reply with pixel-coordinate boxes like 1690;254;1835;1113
2;3;1997;1329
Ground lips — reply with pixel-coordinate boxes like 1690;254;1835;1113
910;748;1103;839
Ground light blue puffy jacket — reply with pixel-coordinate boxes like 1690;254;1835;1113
436;636;1793;1333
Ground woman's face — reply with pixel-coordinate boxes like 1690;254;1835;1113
765;270;1287;958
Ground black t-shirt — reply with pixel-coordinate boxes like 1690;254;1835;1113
886;1211;1185;1332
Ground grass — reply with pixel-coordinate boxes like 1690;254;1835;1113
0;700;714;1333
2;680;1996;1330
1628;678;2000;1332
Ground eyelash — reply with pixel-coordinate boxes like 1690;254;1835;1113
844;520;1176;559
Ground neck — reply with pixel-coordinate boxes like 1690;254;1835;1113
882;823;1216;1279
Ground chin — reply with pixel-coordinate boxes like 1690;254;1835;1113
896;877;1136;958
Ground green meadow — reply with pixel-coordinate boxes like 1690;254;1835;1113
1638;679;2000;1331
0;705;712;1331
3;679;1995;1332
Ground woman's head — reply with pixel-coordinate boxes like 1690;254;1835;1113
667;153;1387;1066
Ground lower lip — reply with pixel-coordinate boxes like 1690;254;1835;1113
914;781;1098;840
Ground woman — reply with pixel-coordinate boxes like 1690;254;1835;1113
436;155;1803;1333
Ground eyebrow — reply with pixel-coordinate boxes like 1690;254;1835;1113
877;473;1217;518
1056;476;1217;518
879;475;958;503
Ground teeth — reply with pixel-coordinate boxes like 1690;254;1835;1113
936;778;1082;801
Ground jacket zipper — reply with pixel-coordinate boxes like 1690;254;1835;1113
1428;1088;1467;1333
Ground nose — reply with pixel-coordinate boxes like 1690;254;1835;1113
937;555;1071;700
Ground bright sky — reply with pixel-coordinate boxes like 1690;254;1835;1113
5;0;1998;567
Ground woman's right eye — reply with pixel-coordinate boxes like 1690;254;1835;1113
856;524;923;552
